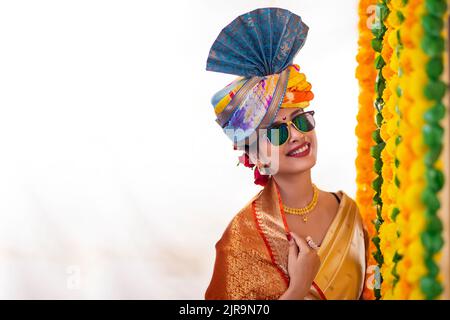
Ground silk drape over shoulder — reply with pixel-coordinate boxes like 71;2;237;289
205;177;367;300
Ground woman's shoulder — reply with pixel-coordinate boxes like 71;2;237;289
335;191;368;232
316;188;360;211
232;189;265;224
332;189;356;206
215;190;264;248
325;189;363;221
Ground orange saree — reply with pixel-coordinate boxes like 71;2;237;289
205;177;367;300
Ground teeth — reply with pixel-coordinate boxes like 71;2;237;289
289;144;309;155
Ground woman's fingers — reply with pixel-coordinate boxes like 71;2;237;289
288;234;299;258
306;236;319;250
289;232;311;254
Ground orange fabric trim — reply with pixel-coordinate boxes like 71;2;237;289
272;179;290;235
252;200;290;286
312;281;327;300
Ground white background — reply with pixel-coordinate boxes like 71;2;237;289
0;0;360;298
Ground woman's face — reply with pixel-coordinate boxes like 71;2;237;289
249;108;317;176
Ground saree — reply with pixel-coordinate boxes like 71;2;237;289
205;177;367;300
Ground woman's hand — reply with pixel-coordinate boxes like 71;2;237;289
279;232;321;300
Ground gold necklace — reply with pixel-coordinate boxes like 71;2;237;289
283;183;319;222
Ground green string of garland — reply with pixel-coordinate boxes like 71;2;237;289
371;0;390;300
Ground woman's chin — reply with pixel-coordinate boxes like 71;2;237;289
275;162;316;176
288;156;316;169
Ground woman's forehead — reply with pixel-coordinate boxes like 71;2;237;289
275;108;303;120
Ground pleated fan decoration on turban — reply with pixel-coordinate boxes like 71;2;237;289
206;7;315;144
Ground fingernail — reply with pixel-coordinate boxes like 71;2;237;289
286;233;292;241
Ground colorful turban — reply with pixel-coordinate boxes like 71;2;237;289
206;7;314;144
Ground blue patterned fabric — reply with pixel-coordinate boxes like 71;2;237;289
206;7;309;77
206;7;310;144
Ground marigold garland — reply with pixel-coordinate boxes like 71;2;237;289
394;0;437;299
419;0;447;299
356;0;447;299
378;0;405;299
355;0;378;300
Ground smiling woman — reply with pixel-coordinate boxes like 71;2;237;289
204;7;369;300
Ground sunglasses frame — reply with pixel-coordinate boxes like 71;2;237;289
264;110;316;146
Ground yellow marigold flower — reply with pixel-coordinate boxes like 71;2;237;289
410;160;425;182
410;288;425;300
404;184;424;209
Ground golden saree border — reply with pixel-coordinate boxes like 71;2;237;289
252;200;289;286
252;178;290;281
314;191;365;299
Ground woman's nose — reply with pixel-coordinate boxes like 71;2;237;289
288;123;305;142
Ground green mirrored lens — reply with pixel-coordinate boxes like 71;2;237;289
267;125;289;146
292;113;315;132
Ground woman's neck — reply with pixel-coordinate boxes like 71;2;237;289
272;170;314;208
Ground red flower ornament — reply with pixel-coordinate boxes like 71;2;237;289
237;151;270;186
237;152;255;168
253;166;269;186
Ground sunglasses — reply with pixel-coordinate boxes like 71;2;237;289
264;110;315;146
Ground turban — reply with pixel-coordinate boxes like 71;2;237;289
206;7;314;144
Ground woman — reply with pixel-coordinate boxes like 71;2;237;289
204;7;369;300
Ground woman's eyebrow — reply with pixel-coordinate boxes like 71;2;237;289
271;109;306;126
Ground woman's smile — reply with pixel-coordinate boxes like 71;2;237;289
286;142;311;158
